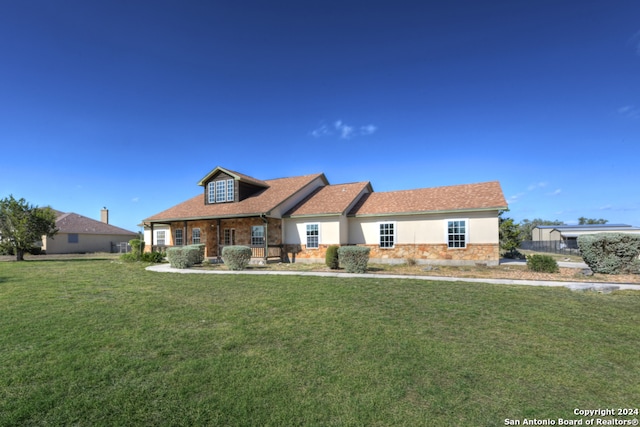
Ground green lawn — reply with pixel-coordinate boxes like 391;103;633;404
1;259;639;426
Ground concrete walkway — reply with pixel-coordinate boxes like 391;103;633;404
146;263;640;292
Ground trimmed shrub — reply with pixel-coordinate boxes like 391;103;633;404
527;254;559;273
166;246;202;269
186;244;205;265
325;245;340;269
338;246;370;273
222;246;252;270
578;233;640;274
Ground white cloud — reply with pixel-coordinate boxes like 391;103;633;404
310;124;331;138
548;189;562;196
310;120;377;139
132;197;140;203
507;192;525;204
360;124;377;135
527;182;547;191
334;120;354;139
618;105;640;119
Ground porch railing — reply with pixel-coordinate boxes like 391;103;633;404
150;244;283;261
219;245;282;260
246;245;282;259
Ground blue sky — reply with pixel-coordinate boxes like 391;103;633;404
1;1;639;232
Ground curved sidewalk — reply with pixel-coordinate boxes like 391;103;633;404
146;264;640;292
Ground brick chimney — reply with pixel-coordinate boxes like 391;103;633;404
101;207;109;224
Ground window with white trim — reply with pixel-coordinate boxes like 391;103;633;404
306;224;319;249
192;228;201;244
215;180;226;202
251;226;265;246
379;222;395;248
223;228;235;245
447;220;467;248
226;179;234;202
175;229;183;246
208;179;235;203
157;230;166;246
207;182;216;203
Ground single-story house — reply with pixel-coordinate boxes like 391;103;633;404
531;224;640;249
43;208;138;254
142;166;508;265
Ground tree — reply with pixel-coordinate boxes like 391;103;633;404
499;211;523;257
0;195;58;261
578;217;608;225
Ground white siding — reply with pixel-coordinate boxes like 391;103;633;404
348;211;500;245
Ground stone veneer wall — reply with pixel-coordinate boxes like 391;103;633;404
163;217;282;258
283;244;332;263
284;243;500;265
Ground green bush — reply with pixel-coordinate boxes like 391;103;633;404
129;239;145;260
338;246;370;273
121;251;164;263
325;245;340;269
222;246;252;270
186;244;205;265
578;233;640;274
119;252;138;262
526;254;559;273
141;251;165;263
166;247;198;269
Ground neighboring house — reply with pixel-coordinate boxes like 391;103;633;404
142;166;508;265
531;224;640;249
43;208;138;254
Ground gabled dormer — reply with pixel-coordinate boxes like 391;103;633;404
198;166;270;205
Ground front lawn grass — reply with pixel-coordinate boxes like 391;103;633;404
1;259;639;426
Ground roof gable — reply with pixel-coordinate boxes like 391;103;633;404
197;166;268;188
55;212;137;235
348;181;507;217
145;172;327;222
285;182;373;217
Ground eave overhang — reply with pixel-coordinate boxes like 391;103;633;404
348;206;507;218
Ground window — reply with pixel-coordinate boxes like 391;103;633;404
306;224;319;249
68;233;79;244
223;228;236;245
216;180;226;202
379;222;395;248
447;220;467;248
175;229;183;246
192;228;201;244
208;179;235;203
207;182;216;203
251;225;265;246
157;231;166;246
226;179;234;202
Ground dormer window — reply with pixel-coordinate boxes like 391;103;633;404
208;179;235;203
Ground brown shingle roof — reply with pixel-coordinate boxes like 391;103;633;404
285;182;372;217
348;181;507;216
145;173;326;222
55;212;137;235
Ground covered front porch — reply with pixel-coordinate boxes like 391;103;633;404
146;216;284;262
